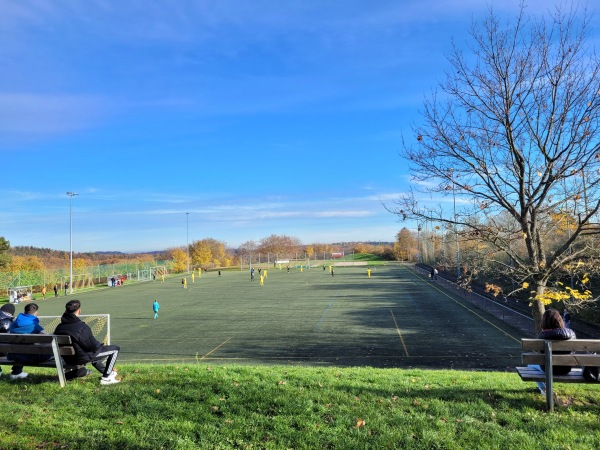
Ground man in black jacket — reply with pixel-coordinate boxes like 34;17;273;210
54;300;121;385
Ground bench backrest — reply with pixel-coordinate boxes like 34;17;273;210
522;339;600;367
0;333;75;356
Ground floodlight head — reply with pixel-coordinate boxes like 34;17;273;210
66;192;79;197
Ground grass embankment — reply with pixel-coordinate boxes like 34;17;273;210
1;364;599;449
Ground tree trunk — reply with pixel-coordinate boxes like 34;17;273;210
531;289;546;334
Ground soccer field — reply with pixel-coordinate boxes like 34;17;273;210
34;264;524;369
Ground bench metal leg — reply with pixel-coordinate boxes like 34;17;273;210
544;341;554;412
50;337;67;388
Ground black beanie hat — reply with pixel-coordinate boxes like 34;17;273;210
1;303;16;316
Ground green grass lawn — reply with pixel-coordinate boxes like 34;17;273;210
1;364;599;449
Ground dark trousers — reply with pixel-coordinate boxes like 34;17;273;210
6;353;53;375
90;345;120;378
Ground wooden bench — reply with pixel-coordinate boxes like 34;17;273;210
516;338;600;411
0;333;76;387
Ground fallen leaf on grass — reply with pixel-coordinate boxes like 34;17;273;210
115;421;124;425
356;419;366;428
156;389;161;394
278;381;286;385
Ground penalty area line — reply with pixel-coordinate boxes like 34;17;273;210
200;337;232;360
390;309;410;357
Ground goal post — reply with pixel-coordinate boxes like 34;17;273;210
38;314;110;345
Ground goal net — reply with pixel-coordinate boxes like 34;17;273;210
137;269;152;282
38;314;111;345
60;273;94;291
7;286;33;303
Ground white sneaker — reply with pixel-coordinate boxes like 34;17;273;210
100;371;120;385
10;372;28;380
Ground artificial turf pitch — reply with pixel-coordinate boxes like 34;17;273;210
34;264;524;369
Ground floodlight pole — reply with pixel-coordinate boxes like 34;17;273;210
67;192;79;294
186;212;190;274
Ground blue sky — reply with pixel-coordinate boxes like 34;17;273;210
0;0;588;252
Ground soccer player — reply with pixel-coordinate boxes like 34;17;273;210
182;278;187;289
367;268;371;278
260;274;264;286
153;300;160;319
192;273;195;283
41;286;47;299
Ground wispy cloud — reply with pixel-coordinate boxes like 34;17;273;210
0;93;110;137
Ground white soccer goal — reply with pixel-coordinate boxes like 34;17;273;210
138;269;152;282
7;286;33;303
38;314;110;345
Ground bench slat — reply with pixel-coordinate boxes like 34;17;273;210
0;334;72;345
522;339;600;352
522;353;600;366
0;344;75;356
516;367;586;383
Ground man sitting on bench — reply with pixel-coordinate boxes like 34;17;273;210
7;303;53;380
54;300;121;385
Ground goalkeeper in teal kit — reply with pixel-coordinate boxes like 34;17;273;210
153;300;160;319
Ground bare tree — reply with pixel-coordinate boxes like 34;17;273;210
389;3;600;329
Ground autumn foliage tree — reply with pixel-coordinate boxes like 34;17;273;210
389;4;600;329
394;228;417;261
189;238;231;268
0;237;10;269
170;248;188;273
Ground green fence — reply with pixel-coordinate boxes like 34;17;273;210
1;260;174;296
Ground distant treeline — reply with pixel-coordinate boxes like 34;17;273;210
9;246;170;270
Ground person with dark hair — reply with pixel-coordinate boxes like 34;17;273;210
0;303;16;378
54;300;121;385
533;308;576;395
7;303;52;380
0;303;15;333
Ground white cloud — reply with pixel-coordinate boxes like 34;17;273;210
0;93;109;136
